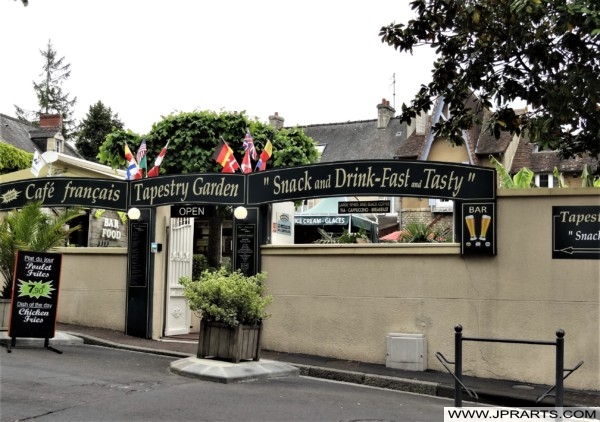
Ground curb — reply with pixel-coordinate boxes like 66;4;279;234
69;332;442;396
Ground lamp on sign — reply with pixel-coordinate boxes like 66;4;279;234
127;207;141;220
233;206;248;220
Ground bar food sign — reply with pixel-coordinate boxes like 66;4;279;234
9;251;62;339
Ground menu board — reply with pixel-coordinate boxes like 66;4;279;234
129;222;149;287
9;251;62;339
235;224;256;276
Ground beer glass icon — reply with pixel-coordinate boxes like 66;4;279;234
480;215;491;241
465;215;477;241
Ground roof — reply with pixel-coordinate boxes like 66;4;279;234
0;113;80;158
511;135;597;174
300;117;408;162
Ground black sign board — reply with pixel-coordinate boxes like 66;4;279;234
247;160;496;205
129;174;245;207
460;202;496;256
235;224;257;276
552;206;600;259
129;222;149;287
9;251;62;339
171;204;215;218
0;178;128;211
338;200;390;214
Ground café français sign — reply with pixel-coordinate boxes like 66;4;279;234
0;160;496;211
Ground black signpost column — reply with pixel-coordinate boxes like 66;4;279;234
126;208;154;338
7;250;63;353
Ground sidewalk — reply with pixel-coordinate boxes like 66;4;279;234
54;323;598;408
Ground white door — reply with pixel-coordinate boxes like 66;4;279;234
165;217;194;336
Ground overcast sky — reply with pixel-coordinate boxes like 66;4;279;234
0;0;437;135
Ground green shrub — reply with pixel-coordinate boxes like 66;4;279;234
192;254;208;280
180;267;272;327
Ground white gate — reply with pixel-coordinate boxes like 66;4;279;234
165;217;194;336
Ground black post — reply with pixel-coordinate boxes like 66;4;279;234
555;329;565;408
455;324;463;407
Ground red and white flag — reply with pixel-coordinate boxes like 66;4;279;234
241;148;252;174
147;141;169;178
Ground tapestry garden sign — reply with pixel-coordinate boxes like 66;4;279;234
0;160;498;258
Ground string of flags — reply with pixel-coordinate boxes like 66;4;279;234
213;130;273;174
124;140;168;180
123;130;271;179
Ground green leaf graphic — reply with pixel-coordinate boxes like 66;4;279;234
17;280;55;299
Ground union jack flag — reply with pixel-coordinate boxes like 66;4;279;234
242;129;257;160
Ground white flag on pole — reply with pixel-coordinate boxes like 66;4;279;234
31;149;47;177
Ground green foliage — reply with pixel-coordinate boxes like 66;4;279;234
398;222;450;243
489;155;535;188
380;0;600;159
15;39;78;140
75;101;124;161
553;167;568;188
97;110;319;174
97;129;142;169
581;164;600;187
313;228;370;244
0;143;32;174
192;254;209;280
180;267;272;327
0;202;82;299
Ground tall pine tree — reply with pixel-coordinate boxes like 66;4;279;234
75;101;124;162
14;39;77;140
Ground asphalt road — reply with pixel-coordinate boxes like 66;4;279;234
1;344;464;422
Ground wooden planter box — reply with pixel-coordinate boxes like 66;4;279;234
197;319;262;363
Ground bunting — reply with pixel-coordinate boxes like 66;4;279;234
212;138;240;173
147;141;169;178
255;140;273;172
241;148;252;174
136;139;147;178
243;129;257;160
124;144;140;180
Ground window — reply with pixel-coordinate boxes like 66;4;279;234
535;174;557;188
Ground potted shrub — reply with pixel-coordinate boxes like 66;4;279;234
180;267;272;363
0;202;81;330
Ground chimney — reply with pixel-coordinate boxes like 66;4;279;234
415;110;428;135
39;113;62;130
269;112;284;130
377;98;395;129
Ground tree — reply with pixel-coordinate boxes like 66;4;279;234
380;0;600;159
14;39;78;140
75;101;124;161
0;202;81;299
98;109;319;268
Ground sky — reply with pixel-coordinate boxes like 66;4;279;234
0;0;438;135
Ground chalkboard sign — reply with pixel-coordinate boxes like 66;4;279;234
9;251;62;339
